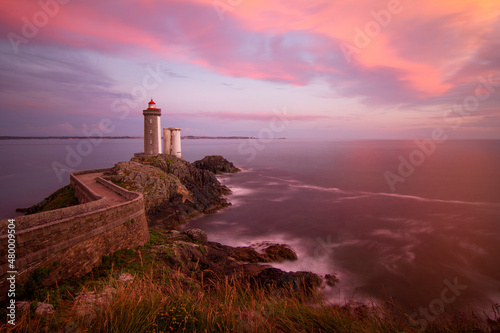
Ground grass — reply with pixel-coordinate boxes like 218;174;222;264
29;185;80;213
2;232;498;332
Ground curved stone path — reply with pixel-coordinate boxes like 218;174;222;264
75;172;128;207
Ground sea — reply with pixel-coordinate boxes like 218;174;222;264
1;138;499;315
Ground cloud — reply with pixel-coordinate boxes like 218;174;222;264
169;110;332;122
0;44;116;112
0;0;499;137
24;122;81;136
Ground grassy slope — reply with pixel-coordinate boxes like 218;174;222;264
1;232;497;333
19;185;80;215
39;185;79;212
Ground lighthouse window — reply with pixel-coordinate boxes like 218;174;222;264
150;130;152;134
149;119;152;124
150;140;152;144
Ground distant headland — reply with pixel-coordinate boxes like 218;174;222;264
0;136;264;140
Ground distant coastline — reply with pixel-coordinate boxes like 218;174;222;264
0;136;269;140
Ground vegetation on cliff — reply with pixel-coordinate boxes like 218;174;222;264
16;185;79;214
2;229;498;332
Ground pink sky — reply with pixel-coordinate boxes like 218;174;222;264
0;0;499;138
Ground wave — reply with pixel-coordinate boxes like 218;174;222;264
288;183;499;207
359;191;500;207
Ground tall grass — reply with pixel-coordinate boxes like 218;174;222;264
2;238;497;332
3;267;495;332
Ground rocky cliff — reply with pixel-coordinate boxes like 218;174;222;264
145;229;323;293
192;155;241;174
104;155;236;229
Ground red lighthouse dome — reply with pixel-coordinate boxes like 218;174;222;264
148;99;156;109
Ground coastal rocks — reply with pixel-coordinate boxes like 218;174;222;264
105;155;232;229
325;274;339;287
263;244;298;262
193;155;241;174
228;244;298;263
251;268;322;294
229;246;264;263
147;232;323;295
156;240;236;281
184;228;207;242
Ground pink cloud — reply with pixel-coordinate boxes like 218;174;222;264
1;0;499;110
25;122;81;136
169;110;332;122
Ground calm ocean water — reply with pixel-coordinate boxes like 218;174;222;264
1;138;499;313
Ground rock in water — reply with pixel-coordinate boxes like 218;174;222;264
251;268;322;294
193;155;241;174
263;244;298;262
325;274;339;287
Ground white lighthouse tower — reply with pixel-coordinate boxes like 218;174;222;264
143;99;162;155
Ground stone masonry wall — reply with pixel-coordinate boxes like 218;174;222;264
70;168;111;203
0;169;149;301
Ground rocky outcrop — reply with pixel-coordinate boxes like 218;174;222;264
193;155;241;174
104;155;233;229
325;274;339;287
16;185;79;215
263;244;298;262
251;268;323;294
228;244;298;263
149;230;321;294
184;228;208;242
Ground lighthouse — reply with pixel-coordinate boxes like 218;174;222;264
143;99;162;155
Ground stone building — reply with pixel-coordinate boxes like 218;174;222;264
143;99;162;155
142;99;182;157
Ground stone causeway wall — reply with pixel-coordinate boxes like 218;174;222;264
0;169;150;301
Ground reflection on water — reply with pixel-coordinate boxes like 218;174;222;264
2;138;499;314
184;140;500;314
